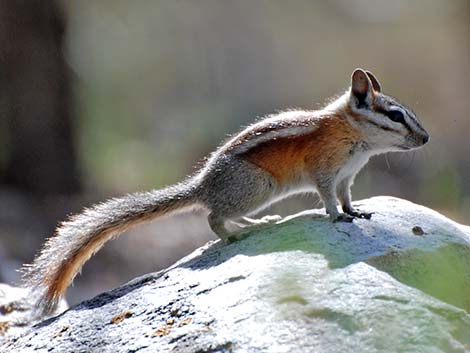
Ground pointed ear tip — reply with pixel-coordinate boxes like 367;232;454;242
351;68;367;77
365;70;382;92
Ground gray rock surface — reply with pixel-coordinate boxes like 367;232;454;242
2;196;470;352
0;283;67;343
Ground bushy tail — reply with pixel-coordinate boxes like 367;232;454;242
22;180;201;317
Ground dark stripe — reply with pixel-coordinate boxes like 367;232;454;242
376;108;413;133
366;118;400;133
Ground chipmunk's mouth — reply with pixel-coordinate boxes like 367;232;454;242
394;142;422;151
392;145;412;151
403;133;430;149
392;142;411;150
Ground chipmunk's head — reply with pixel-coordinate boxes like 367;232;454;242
348;68;429;153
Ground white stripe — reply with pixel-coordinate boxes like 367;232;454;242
226;111;320;154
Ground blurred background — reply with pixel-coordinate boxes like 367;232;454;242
0;0;468;306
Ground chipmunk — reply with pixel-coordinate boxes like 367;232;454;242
23;69;429;317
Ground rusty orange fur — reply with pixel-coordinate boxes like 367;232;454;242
243;114;363;183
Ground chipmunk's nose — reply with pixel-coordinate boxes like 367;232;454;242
422;133;429;145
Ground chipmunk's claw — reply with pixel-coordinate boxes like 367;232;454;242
350;211;373;219
343;207;373;220
333;213;355;223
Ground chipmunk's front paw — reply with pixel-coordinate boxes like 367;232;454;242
349;211;372;219
343;207;373;220
333;213;355;223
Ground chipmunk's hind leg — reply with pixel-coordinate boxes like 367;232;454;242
202;156;277;242
207;212;231;243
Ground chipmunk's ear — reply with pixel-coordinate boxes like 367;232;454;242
350;68;374;108
366;70;381;92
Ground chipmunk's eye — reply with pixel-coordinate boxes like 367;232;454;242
387;109;405;124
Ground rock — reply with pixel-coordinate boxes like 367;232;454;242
0;284;67;344
1;196;470;352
